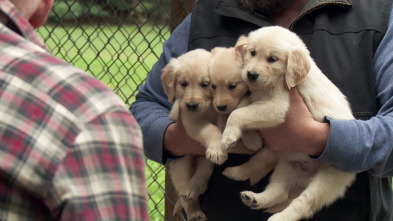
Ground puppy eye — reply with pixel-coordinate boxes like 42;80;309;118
180;82;188;87
228;84;237;90
267;56;278;63
250;50;256;57
200;82;210;88
211;84;216;90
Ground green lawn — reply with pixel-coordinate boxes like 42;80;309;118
38;23;169;220
38;23;170;104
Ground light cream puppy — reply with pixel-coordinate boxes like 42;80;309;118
163;49;227;165
162;49;218;221
209;39;262;153
210;45;249;129
221;26;356;221
209;43;278;184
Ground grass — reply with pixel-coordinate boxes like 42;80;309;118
38;23;170;220
38;23;170;104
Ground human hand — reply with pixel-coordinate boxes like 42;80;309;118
164;114;206;157
260;86;329;156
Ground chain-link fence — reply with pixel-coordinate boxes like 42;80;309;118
37;0;194;220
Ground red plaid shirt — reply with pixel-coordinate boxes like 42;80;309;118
0;1;149;220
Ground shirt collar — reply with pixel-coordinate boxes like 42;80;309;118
0;0;46;49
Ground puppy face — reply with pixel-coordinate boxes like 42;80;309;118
162;49;212;113
239;26;311;91
209;46;249;114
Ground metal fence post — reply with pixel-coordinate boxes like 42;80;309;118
170;0;195;32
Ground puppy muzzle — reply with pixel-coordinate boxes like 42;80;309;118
247;71;259;82
186;102;199;111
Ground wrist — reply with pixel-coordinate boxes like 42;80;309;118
164;122;205;156
164;123;183;156
304;121;329;157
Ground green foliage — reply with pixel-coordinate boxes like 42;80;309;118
37;23;169;104
48;0;84;22
48;0;170;24
82;0;135;12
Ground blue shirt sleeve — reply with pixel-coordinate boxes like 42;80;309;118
318;6;393;177
130;14;191;164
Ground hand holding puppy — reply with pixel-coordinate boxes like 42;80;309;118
260;85;329;157
165;117;206;157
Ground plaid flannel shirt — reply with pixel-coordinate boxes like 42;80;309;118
0;0;149;220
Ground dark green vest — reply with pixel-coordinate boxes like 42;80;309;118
188;1;393;220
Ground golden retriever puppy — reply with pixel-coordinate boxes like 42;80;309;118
209;40;279;186
209;41;249;125
221;26;356;221
209;40;262;153
209;43;278;184
163;49;227;165
162;49;219;221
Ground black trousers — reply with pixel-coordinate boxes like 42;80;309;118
200;154;370;221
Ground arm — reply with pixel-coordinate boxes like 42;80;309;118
318;6;393;177
50;111;149;220
260;87;329;157
130;14;204;164
165;111;206;158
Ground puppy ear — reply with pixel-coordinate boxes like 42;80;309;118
285;48;311;89
161;58;179;103
235;35;248;46
235;35;248;62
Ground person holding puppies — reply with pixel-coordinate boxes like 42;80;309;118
131;0;393;220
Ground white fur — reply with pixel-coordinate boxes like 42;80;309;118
209;41;263;154
221;26;356;221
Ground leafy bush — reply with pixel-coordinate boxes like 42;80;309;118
48;0;84;22
48;0;170;25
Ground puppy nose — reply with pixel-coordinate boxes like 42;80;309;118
186;102;199;111
217;105;227;112
247;71;259;81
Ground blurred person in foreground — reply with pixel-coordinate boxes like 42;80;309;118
131;0;393;220
0;0;149;220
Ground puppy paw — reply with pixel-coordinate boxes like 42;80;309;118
222;166;249;181
241;130;263;152
180;182;207;202
240;191;262;209
188;210;207;221
179;191;198;202
221;127;242;151
206;148;227;165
